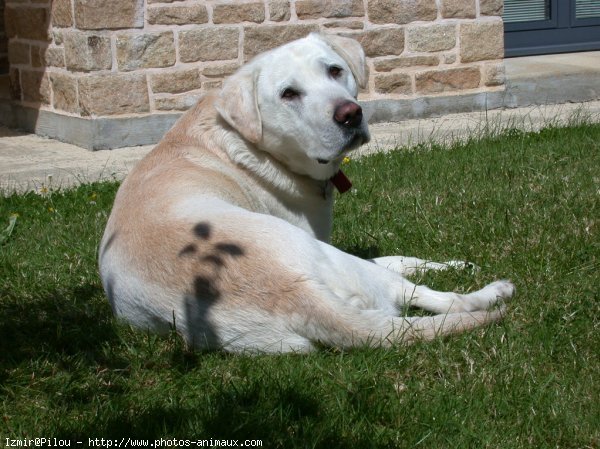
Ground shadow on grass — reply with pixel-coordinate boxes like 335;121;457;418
336;244;381;260
55;380;376;449
0;283;363;447
63;386;321;437
0;283;120;371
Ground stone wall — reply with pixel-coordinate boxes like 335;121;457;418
0;0;7;74
3;0;505;148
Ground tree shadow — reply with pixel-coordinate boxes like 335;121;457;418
50;375;360;448
0;282;120;373
52;376;382;448
177;221;246;350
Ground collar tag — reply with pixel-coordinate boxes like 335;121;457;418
330;170;352;194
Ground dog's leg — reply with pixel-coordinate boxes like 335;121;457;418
299;242;514;347
298;294;506;349
313;244;513;315
371;256;479;276
163;208;513;352
392;308;506;343
391;276;515;314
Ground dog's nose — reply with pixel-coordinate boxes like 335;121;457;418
333;101;363;128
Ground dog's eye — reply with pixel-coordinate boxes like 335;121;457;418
281;87;301;100
329;66;343;79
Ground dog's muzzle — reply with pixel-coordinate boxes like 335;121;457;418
316;101;369;166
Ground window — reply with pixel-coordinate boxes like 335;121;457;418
504;0;600;56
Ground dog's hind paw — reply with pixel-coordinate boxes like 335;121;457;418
464;280;515;312
481;280;516;304
491;280;515;300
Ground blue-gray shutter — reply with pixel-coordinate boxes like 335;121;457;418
504;0;550;23
576;0;600;19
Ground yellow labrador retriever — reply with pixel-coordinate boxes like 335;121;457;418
99;33;514;353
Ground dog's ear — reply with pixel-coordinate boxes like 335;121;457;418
317;33;367;89
214;68;262;144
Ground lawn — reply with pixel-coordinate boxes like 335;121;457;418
0;123;598;448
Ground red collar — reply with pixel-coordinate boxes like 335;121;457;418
330;170;352;193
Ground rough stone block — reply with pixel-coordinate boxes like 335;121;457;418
0;71;10;101
443;53;457;64
348;28;405;58
0;58;7;76
147;4;208;25
407;24;456;53
74;0;143;29
323;20;364;30
202;63;240;78
243;24;319;61
483;61;505;86
8;41;30;65
460;21;504;62
50;72;78;113
5;6;51;41
480;0;503;16
52;0;73;27
203;80;223;91
374;73;412;94
9;67;21;100
296;0;364;19
416;67;481;94
213;2;265;24
441;0;476;18
179;28;239;63
79;73;149;116
154;93;201;111
21;70;51;104
269;1;290;21
373;55;438;72
64;32;112;72
32;46;65;68
368;0;437;24
117;32;176;71
53;29;64;45
150;69;202;94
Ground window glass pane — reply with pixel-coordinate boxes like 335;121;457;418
576;0;600;19
504;0;551;23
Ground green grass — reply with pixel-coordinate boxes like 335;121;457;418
1;123;598;448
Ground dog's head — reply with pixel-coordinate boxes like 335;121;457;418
215;33;370;180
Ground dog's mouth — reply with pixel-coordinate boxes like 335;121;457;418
315;132;369;165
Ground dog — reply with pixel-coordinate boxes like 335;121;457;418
99;33;514;353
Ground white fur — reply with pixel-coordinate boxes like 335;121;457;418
99;33;515;353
